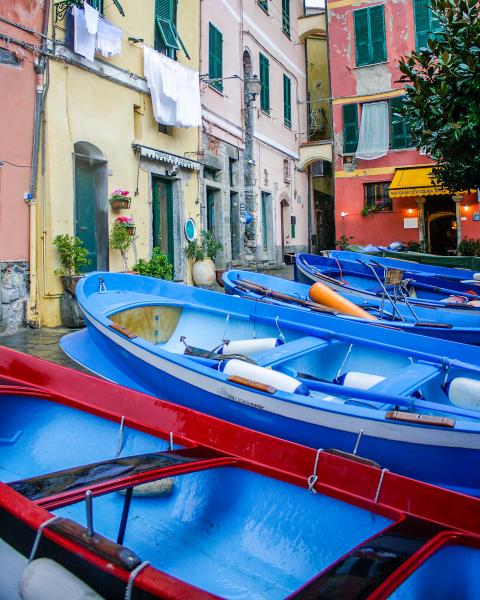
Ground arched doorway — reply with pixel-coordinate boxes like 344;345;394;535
73;142;108;271
280;198;290;258
425;196;456;255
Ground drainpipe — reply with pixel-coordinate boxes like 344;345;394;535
27;0;50;327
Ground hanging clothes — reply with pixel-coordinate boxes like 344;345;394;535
73;6;96;62
143;46;202;128
355;101;389;160
84;2;99;35
96;18;122;57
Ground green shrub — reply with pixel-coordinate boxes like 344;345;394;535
53;234;89;275
132;248;173;280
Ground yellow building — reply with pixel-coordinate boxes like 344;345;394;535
30;0;201;327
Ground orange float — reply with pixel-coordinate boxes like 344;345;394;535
309;281;377;321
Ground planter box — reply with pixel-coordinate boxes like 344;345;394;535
110;197;132;210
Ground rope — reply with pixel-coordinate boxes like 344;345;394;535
124;560;150;600
333;256;346;285
374;468;389;504
29;516;60;562
307;448;323;493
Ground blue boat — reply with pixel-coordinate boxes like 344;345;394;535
295;253;480;309
62;272;480;495
330;250;479;283
3;348;480;599
223;269;480;345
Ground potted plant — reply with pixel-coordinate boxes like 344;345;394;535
53;234;89;294
185;231;223;287
132;248;173;280
114;215;136;236
109;188;132;210
109;219;135;272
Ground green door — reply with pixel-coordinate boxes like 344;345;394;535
74;159;97;271
153;178;174;265
206;188;215;234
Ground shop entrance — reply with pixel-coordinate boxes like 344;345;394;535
425;196;457;255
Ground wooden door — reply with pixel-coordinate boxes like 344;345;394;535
74;159;97;271
153;178;174;265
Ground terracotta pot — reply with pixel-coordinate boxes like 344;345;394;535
192;258;216;287
125;226;136;236
111;197;131;210
60;274;83;295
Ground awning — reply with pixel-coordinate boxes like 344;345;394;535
389;167;450;198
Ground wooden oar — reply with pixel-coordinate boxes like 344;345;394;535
234;278;341;315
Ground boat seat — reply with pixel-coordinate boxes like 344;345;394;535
368;363;442;396
252;336;329;368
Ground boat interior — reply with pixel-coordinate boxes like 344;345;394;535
107;303;480;423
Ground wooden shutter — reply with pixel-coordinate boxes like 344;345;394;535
283;74;291;128
354;9;370;66
414;0;431;49
155;0;174;51
260;53;270;112
369;5;386;63
282;0;290;36
343;104;358;153
257;0;269;13
390;97;412;149
208;24;223;92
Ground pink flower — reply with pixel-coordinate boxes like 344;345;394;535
121;190;129;196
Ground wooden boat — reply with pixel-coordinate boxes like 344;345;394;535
376;246;480;271
61;272;480;495
329;250;479;283
223;269;480;345
2;347;480;600
295;253;480;308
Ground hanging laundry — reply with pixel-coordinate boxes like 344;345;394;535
143;46;201;128
73;6;96;62
83;2;99;36
96;18;122;58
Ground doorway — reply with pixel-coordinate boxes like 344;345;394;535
152;177;174;266
280;198;289;258
425;196;456;255
206;187;216;234
313;191;335;252
73;142;108;272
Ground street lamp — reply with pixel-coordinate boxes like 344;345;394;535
340;211;349;236
246;75;262;103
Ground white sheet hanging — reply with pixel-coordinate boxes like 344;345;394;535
83;2;99;35
355;101;389;160
73;6;96;62
143;46;202;128
96;18;122;57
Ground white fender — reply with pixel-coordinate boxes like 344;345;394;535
448;377;480;410
220;338;283;356
340;372;386;390
19;558;104;600
0;538;27;600
221;359;309;396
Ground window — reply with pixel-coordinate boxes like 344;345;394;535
204;167;218;181
257;0;269;14
390;97;412;149
282;0;290;37
283;74;292;128
229;158;236;187
364;182;392;211
261;192;269;251
354;5;386;67
283;159;291;183
414;0;442;50
208;23;223;92
259;53;270;113
87;0;103;12
342;103;358;154
154;0;189;60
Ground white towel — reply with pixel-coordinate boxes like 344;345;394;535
96;18;122;57
73;6;96;62
144;45;177;125
84;2;99;35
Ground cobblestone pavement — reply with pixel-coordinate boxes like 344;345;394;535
0;265;294;369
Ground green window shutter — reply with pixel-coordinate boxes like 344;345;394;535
369;5;386;63
354;9;370;66
257;0;269;14
283;74;291;128
259;53;270;113
343;103;358;153
282;0;290;37
154;0;190;60
390;97;412;149
208;23;223;92
414;0;431;49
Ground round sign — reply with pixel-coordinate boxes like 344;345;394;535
184;218;197;242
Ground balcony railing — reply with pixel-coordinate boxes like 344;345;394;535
306;100;332;143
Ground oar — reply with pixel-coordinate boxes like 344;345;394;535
234;278;342;316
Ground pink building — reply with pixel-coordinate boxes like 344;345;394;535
0;0;46;329
200;0;309;267
328;0;477;253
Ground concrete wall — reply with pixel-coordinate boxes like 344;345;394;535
34;0;201;326
200;0;309;266
0;0;45;329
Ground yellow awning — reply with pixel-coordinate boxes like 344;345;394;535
389;167;451;198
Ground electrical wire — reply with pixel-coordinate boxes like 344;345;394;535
0;159;31;168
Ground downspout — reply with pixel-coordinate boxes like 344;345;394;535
324;2;336;244
27;0;50;327
303;13;312;254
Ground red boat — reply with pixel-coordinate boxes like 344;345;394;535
0;347;479;599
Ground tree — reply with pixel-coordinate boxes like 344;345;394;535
398;0;480;192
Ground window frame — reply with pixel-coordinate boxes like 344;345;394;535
259;52;270;114
413;0;443;50
353;4;387;67
364;182;393;211
389;97;413;150
282;0;290;37
208;22;223;93
283;74;292;129
342;103;359;154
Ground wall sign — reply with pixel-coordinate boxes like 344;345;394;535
473;213;480;221
403;217;418;229
184;218;197;242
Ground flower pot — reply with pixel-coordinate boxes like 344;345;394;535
192;258;216;287
59;275;85;328
60;274;83;296
125;226;136;236
111;197;131;210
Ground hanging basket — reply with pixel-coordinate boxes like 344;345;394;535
125;226;136;236
110;197;132;210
